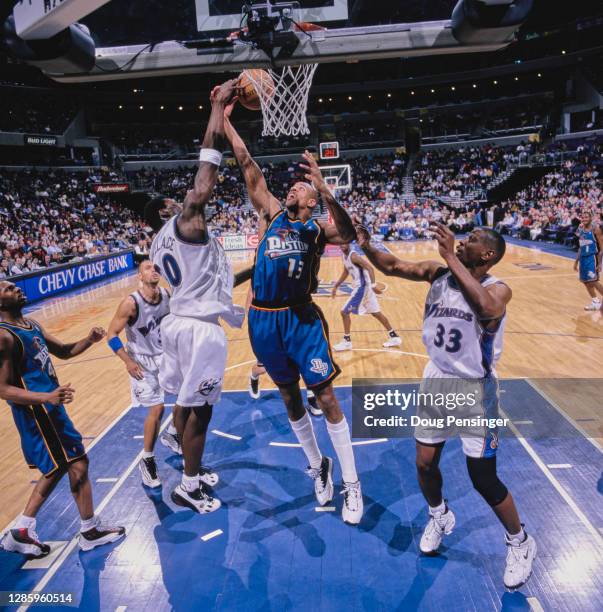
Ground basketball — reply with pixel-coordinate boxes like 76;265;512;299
236;69;274;111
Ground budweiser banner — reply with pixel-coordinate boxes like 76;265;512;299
93;183;130;194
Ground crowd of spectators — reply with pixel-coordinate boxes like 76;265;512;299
0;168;147;279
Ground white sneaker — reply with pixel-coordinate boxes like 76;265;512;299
341;480;363;525
383;336;402;348
307;456;334;505
504;532;537;589
306;390;322;417
584;300;601;311
2;525;50;558
333;340;352;352
248;375;260;399
171;484;221;513
419;506;456;554
199;465;219;487
160;431;182;455
139;456;161;488
79;521;126;551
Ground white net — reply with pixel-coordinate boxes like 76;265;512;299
244;64;318;137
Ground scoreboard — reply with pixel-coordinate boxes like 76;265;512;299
319;141;340;160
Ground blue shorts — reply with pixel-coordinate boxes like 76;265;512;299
579;255;599;283
248;302;340;390
11;402;86;477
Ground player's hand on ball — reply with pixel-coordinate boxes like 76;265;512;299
213;79;238;105
47;383;75;405
299;150;325;188
355;224;371;249
430;222;456;259
126;359;144;381
87;327;106;343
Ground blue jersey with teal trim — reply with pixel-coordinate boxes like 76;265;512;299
253;210;325;304
578;226;598;257
0;320;59;402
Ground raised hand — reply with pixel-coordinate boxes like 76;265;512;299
429;222;456;260
299;150;326;189
87;327;106;343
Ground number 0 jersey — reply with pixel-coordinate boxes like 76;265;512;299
252;210;326;306
422;270;506;378
150;215;243;328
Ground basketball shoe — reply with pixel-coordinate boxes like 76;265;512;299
419;504;456;554
171;484;221;513
584;298;601;311
306;389;322;417
139;455;161;488
306;456;333;505
161;431;182;455
79;521;126;551
504;530;537;589
199;465;219;487
341;480;363;525
2;524;50;558
383;335;402;348
333;339;352;351
248;374;261;399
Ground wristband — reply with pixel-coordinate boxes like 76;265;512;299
108;336;124;354
199;148;222;166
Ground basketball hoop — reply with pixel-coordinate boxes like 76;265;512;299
243;63;318;137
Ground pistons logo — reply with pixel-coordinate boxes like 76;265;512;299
198;378;221;397
309;358;329;377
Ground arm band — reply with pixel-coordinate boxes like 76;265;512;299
108;336;124;354
199;148;222;166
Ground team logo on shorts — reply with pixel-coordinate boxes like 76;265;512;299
310;358;329;377
198;378;221;396
588;270;596;279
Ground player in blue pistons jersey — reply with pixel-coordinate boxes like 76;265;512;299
574;210;603;310
225;104;363;524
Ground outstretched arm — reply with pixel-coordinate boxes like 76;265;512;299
233;266;254;288
178;80;237;241
38;321;106;360
224;104;281;221
356;225;444;282
300;151;356;244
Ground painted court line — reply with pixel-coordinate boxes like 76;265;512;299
526;379;603;453
546;464;573;469
501;408;603;547
22;541;69;570
269;442;302;448
352;439;388;446
211;430;242;441
96;477;119;483
527;597;545;612
17;415;173;612
315;507;336;512
115;607;127;612
512;420;534;425
200;529;223;542
133;435;144;439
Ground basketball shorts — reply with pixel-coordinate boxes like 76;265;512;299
342;283;380;316
127;351;164;408
248;302;340;390
579;254;599;283
11;402;85;477
159;314;227;407
414;361;500;458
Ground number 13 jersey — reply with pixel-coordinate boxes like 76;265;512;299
252;210;325;306
422;270;506;378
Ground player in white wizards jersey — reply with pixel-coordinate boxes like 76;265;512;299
357;223;536;590
331;243;401;351
107;260;170;488
144;80;249;514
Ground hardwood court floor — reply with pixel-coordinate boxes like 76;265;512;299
1;240;602;528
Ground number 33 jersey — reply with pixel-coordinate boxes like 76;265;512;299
253;210;326;306
422;270;506;378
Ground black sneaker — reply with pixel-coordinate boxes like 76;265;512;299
171;484;221;513
199;465;219;487
139;456;161;488
248;375;260;399
2;527;50;558
306;391;322;417
161;431;182;455
306;456;334;505
79;522;126;551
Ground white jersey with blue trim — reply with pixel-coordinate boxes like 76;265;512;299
125;288;170;357
343;249;370;290
422;270;505;378
150;216;244;328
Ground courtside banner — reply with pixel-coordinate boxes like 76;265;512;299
92;183;130;193
216;234;258;251
12;250;135;303
24;134;58;146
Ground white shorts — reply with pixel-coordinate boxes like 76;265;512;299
342;284;380;316
159;314;227;407
414;361;501;458
128;352;164;408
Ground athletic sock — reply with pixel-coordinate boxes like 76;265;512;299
506;527;526;546
181;473;200;492
388;329;398;338
167;421;177;436
250;373;259;381
289;412;322;469
343;334;351;342
80;515;97;533
15;514;36;530
142;450;154;459
326;417;358;483
428;500;446;515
